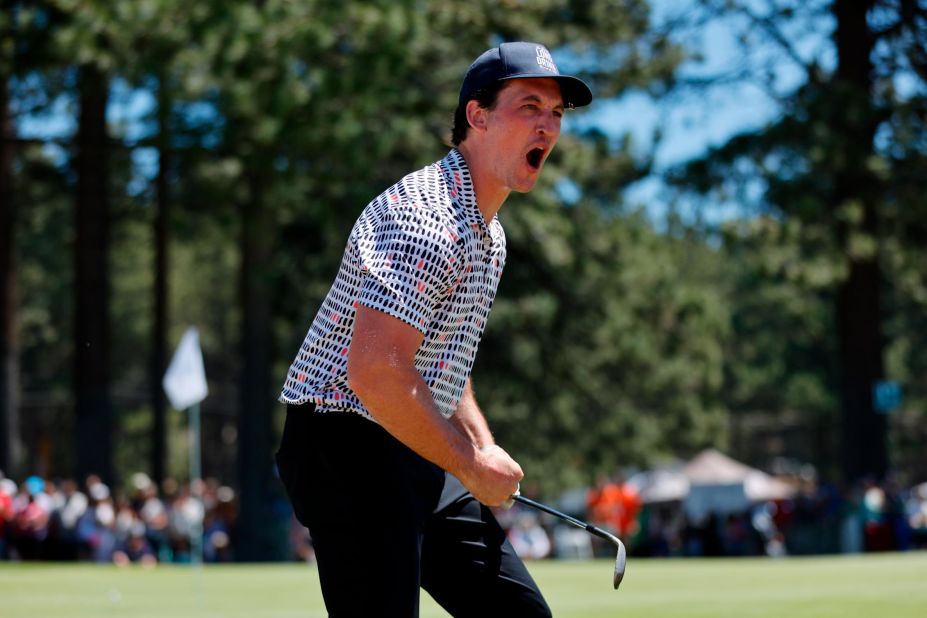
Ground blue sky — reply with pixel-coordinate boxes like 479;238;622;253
565;1;836;222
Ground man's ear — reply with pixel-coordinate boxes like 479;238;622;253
466;99;488;132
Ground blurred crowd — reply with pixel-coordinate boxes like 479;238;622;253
4;468;926;565
0;470;236;565
499;476;927;561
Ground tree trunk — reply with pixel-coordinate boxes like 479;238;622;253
236;168;278;560
0;77;21;477
74;65;113;484
832;0;887;482
151;75;170;487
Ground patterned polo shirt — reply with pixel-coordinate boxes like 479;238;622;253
279;149;506;420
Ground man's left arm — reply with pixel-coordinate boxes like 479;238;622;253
451;378;495;449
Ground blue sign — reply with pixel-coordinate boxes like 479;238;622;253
873;381;902;414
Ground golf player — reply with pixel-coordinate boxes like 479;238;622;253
276;41;592;617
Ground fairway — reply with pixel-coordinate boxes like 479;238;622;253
2;552;925;617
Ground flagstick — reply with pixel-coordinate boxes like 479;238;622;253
189;401;204;566
162;326;208;610
188;402;204;611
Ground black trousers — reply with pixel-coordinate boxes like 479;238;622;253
275;403;552;618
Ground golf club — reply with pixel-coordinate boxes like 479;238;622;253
511;493;627;589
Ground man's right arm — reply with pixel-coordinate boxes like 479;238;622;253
346;305;522;507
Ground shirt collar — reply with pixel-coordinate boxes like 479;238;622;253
441;149;490;232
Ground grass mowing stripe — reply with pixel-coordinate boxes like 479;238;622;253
1;552;924;617
530;553;927;618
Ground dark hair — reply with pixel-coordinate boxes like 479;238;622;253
450;80;509;146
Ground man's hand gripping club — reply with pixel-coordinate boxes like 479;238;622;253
460;444;522;508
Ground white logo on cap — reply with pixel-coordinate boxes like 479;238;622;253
535;46;558;73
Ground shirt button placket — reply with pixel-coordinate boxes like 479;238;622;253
481;231;494;293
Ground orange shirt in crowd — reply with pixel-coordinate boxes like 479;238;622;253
587;482;642;537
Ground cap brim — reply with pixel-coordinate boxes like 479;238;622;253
501;73;593;108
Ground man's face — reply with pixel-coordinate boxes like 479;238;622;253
480;78;564;194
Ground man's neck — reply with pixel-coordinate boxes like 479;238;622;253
457;142;510;224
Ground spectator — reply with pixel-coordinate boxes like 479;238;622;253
131;473;170;561
908;483;927;549
586;473;641;556
508;512;551;560
862;482;894;551
203;485;235;563
722;512;751;556
681;513;703;556
885;480;912;551
0;476;15;559
551;524;593;559
113;521;157;568
839;484;865;554
634;504;674;557
167;482;203;563
113;521;158;567
115;494;139;545
9;476;51;560
47;479;88;560
76;479;117;563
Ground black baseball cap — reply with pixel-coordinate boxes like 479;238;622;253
459;42;593;109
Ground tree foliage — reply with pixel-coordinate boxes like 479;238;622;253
668;0;927;482
8;0;926;528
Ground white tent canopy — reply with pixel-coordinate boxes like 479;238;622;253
685;449;794;502
628;449;795;518
626;468;689;503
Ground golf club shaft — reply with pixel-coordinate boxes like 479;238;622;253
514;493;628;590
512;494;617;545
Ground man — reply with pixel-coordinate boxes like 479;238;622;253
277;41;592;617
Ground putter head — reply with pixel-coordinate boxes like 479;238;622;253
613;538;627;589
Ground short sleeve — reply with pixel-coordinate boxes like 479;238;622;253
353;204;461;333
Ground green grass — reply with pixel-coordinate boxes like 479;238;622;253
2;552;925;617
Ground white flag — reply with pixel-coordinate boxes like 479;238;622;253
163;327;208;410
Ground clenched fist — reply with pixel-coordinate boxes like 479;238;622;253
460;444;524;507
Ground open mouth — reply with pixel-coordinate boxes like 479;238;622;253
526;147;544;170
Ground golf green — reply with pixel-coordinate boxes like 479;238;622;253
1;552;924;617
